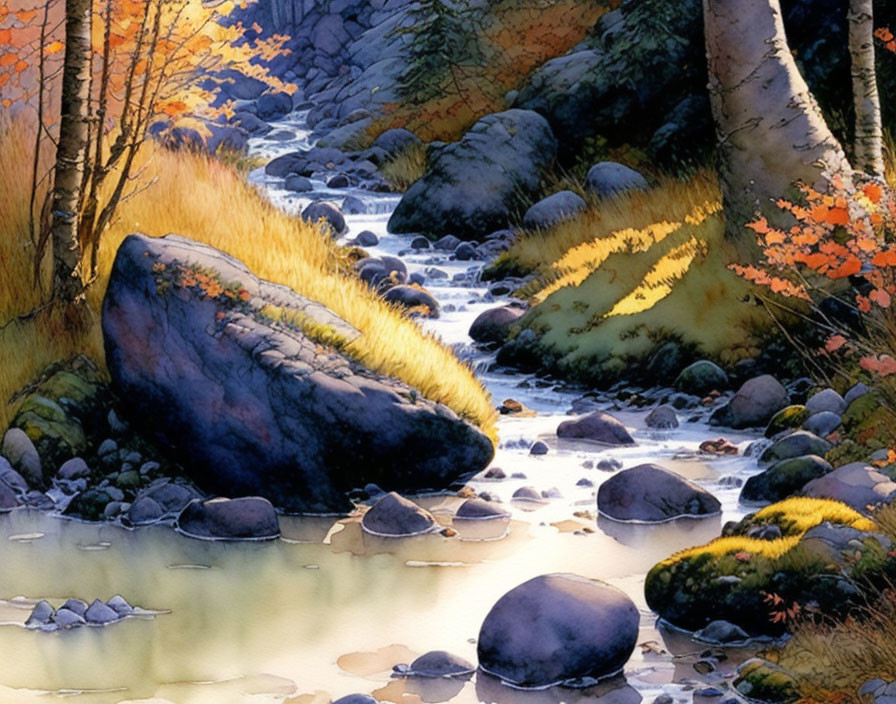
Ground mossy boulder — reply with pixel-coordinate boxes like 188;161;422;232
733;660;799;704
740;455;832;505
764;406;809;439
64;488;115;522
644;498;884;635
674;360;728;396
8;357;109;485
826;391;894;467
759;431;832;465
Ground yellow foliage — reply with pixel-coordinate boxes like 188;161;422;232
753;497;877;535
658;498;875;567
0;116;496;438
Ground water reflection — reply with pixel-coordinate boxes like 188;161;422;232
0;496;750;703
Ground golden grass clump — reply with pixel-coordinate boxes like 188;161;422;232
753;497;877;536
0;115;496;438
379;141;429;192
501;170;723;280
658;498;875;567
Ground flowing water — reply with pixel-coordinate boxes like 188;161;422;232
0;114;767;704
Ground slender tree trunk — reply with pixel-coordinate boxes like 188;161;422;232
849;0;884;176
50;0;92;302
703;0;851;237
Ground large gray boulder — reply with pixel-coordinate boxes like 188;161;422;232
711;375;789;429
477;574;639;688
522;191;586;230
388;110;558;239
102;234;494;513
557;411;634;445
597;463;720;522
801;463;896;512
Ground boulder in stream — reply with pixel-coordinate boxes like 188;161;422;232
557;411;634;445
388;110;558;239
477;573;639;688
177;497;281;541
102;234;494;513
361;492;436;537
597;463;720;522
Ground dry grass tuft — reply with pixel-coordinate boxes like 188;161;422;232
774;587;896;704
0;115;496;437
379;141;429;192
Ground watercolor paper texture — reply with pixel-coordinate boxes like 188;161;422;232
1;0;895;702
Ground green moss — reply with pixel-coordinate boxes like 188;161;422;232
8;357;108;483
765;405;809;438
826;391;896;466
734;660;799;704
645;498;881;634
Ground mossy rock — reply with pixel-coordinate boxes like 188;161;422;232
733;659;799;704
725;498;873;539
827;392;895;466
645;498;883;635
740;455;832;505
674;360;729;396
764;406;809;439
759;431;832;466
64;488;114;522
9;357;109;482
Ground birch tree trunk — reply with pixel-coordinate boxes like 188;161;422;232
50;0;92;302
703;0;851;238
849;0;884;176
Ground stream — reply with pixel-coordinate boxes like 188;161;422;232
0;113;767;704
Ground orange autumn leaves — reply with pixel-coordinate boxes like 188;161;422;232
0;0;291;127
732;172;896;376
875;27;896;53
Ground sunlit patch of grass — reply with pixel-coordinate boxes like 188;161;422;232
499;169;722;283
602;236;706;318
379;141;428;192
0;115;496;438
487;169;774;377
660;535;803;566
